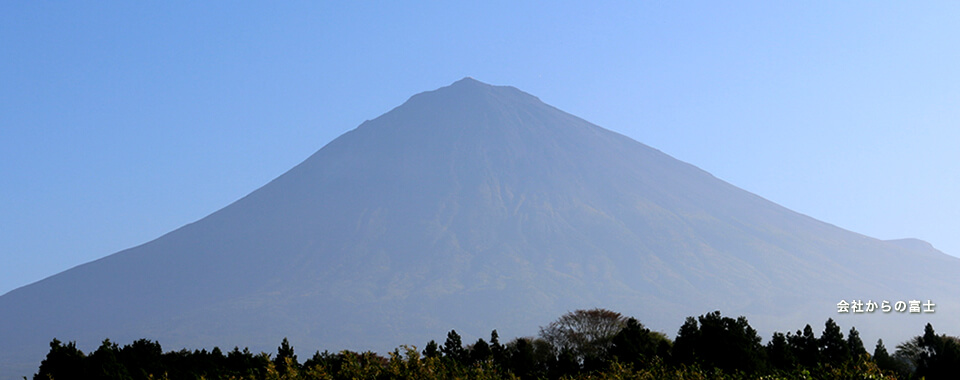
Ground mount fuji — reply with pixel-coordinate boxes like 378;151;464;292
2;78;957;379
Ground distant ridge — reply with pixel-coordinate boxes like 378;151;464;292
2;78;958;379
886;238;940;254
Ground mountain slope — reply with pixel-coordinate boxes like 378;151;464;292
2;78;957;379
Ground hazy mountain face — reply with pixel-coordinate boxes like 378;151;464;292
2;78;957;379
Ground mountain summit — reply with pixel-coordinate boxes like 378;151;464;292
2;78;958;378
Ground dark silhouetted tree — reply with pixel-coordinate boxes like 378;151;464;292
226;347;266;378
819;318;849;366
609;317;670;368
671;311;765;374
873;339;900;374
894;336;923;375
789;324;820;367
88;338;129;380
303;350;337;374
469;338;491;364
119;339;163;380
35;339;86;380
552;346;580;378
274;337;299;375
539;308;626;366
915;323;960;379
442;330;466;364
671;316;700;365
422;340;440;359
531;338;558;378
847;327;867;359
507;338;537;379
766;332;795;370
490;330;506;369
504;337;554;379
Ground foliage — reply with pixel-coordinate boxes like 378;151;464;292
819;318;850;366
766;332;795;370
789;324;820;368
34;309;943;380
847;327;867;358
670;311;766;374
913;323;960;379
275;338;299;376
608;317;670;370
538;308;626;369
872;339;896;372
442;330;467;365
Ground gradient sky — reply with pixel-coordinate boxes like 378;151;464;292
2;2;959;296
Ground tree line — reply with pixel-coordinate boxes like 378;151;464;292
32;308;960;379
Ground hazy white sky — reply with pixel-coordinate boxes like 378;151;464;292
2;2;959;295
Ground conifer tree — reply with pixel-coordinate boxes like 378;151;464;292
35;339;86;380
274;337;298;375
470;338;492;364
766;332;795;370
671;316;700;365
873;339;900;373
847;327;867;358
819;318;849;365
422;340;440;359
442;330;466;364
916;323;960;379
89;338;130;380
119;339;163;380
670;311;765;374
507;338;537;379
789;324;820;367
490;330;506;368
610;317;669;368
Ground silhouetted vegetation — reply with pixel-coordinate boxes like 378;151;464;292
33;308;957;379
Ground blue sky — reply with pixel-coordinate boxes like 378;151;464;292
2;2;959;296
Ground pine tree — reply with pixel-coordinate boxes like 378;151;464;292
610;317;669;368
873;339;899;373
847;327;867;358
819;318;849;365
507;338;538;379
442;330;466;364
766;332;795;370
35;339;86;380
671;316;700;365
470;338;492;364
89;338;130;380
789;324;820;367
916;323;960;379
274;337;298;375
670;311;765;374
422;340;440;359
119;339;164;379
490;330;506;368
